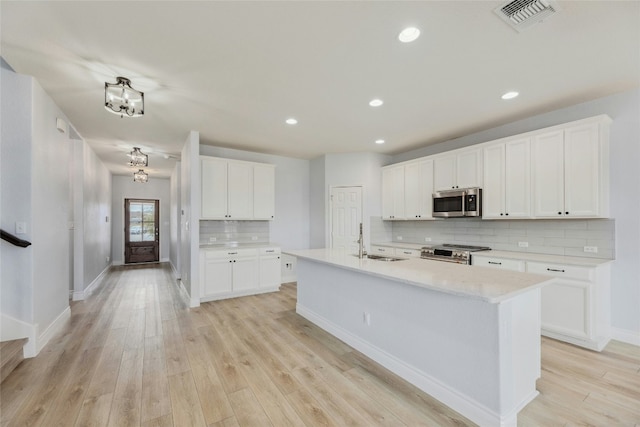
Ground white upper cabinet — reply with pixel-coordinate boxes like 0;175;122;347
404;159;434;220
253;164;276;219
382;159;435;221
201;156;276;220
433;147;482;191
227;162;254;219
483;137;531;219
532;117;610;218
201;157;229;219
382;165;406;220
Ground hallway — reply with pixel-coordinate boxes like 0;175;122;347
1;264;638;426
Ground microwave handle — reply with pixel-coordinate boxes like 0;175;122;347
461;189;466;216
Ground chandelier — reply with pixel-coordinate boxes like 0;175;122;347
133;169;148;183
128;147;148;167
105;77;144;118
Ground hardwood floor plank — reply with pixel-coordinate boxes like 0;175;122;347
227;387;273;427
75;392;114;427
107;347;144;427
167;370;207;427
141;414;174;427
209;417;241;427
141;336;172;423
189;360;235;425
161;318;191;376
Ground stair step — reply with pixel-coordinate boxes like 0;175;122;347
0;338;28;383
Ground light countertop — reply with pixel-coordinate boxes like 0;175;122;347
474;250;613;267
200;242;280;249
285;248;553;304
372;242;613;268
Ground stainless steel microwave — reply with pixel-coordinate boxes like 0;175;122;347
432;188;482;218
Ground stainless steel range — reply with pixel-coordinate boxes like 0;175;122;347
420;244;491;265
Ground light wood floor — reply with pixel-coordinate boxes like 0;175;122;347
1;263;638;426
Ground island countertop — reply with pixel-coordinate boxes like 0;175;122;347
285;248;553;303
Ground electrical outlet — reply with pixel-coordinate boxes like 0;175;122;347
209;237;217;242
285;263;292;270
518;241;529;248
396;236;403;241
425;237;432;242
584;246;598;253
251;236;258;241
106;256;110;263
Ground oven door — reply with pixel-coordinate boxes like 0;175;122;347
432;190;465;217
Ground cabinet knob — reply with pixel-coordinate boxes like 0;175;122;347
565;212;569;215
505;213;509;216
558;212;562;215
500;213;503;216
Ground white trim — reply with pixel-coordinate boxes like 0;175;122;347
610;327;640;347
178;280;200;308
72;263;111;301
170;260;181;280
200;286;280;303
296;304;528;427
1;313;32;342
34;307;71;356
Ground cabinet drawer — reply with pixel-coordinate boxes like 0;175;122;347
203;248;258;259
527;262;594;282
473;256;524;272
370;245;394;255
394;248;421;258
259;247;281;256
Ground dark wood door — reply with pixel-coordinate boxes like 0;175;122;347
125;199;159;264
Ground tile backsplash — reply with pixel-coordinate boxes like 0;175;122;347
200;220;270;245
387;218;615;259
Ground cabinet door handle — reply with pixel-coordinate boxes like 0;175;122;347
547;268;565;273
488;261;502;265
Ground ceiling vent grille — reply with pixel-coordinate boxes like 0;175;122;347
494;0;559;32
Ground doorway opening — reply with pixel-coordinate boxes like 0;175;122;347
125;199;159;264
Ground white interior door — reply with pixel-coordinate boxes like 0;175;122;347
330;186;363;253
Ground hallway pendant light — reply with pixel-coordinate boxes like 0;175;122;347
105;77;144;118
133;169;148;183
128;147;148;167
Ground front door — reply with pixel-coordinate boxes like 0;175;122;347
125;199;159;264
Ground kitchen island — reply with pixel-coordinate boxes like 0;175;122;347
286;248;554;427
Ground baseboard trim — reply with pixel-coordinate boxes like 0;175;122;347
178;280;200;308
296;303;518;427
610;327;640;347
72;263;111;301
32;306;71;357
170;261;181;280
200;286;280;303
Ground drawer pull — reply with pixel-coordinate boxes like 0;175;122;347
402;251;411;254
228;252;238;255
547;268;565;273
377;248;384;252
488;261;502;265
266;250;275;253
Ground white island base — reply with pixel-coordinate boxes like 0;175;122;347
294;256;544;427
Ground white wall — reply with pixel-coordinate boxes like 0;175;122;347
110;175;170;265
393;89;640;342
1;65;34;327
199;145;310;251
309;156;325;248
169;161;181;277
180;131;200;306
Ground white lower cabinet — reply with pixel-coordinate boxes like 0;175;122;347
473;254;611;351
200;247;281;302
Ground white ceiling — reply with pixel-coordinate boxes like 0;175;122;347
2;1;639;178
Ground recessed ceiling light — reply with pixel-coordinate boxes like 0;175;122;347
285;118;298;125
375;139;385;144
369;99;384;107
501;91;519;100
398;27;420;43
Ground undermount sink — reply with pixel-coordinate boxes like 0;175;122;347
353;254;407;262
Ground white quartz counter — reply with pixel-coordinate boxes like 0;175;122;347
199;242;279;249
476;250;613;267
286;248;553;303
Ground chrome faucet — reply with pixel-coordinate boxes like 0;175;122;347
357;222;366;259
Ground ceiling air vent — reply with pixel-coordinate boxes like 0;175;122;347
494;0;559;32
